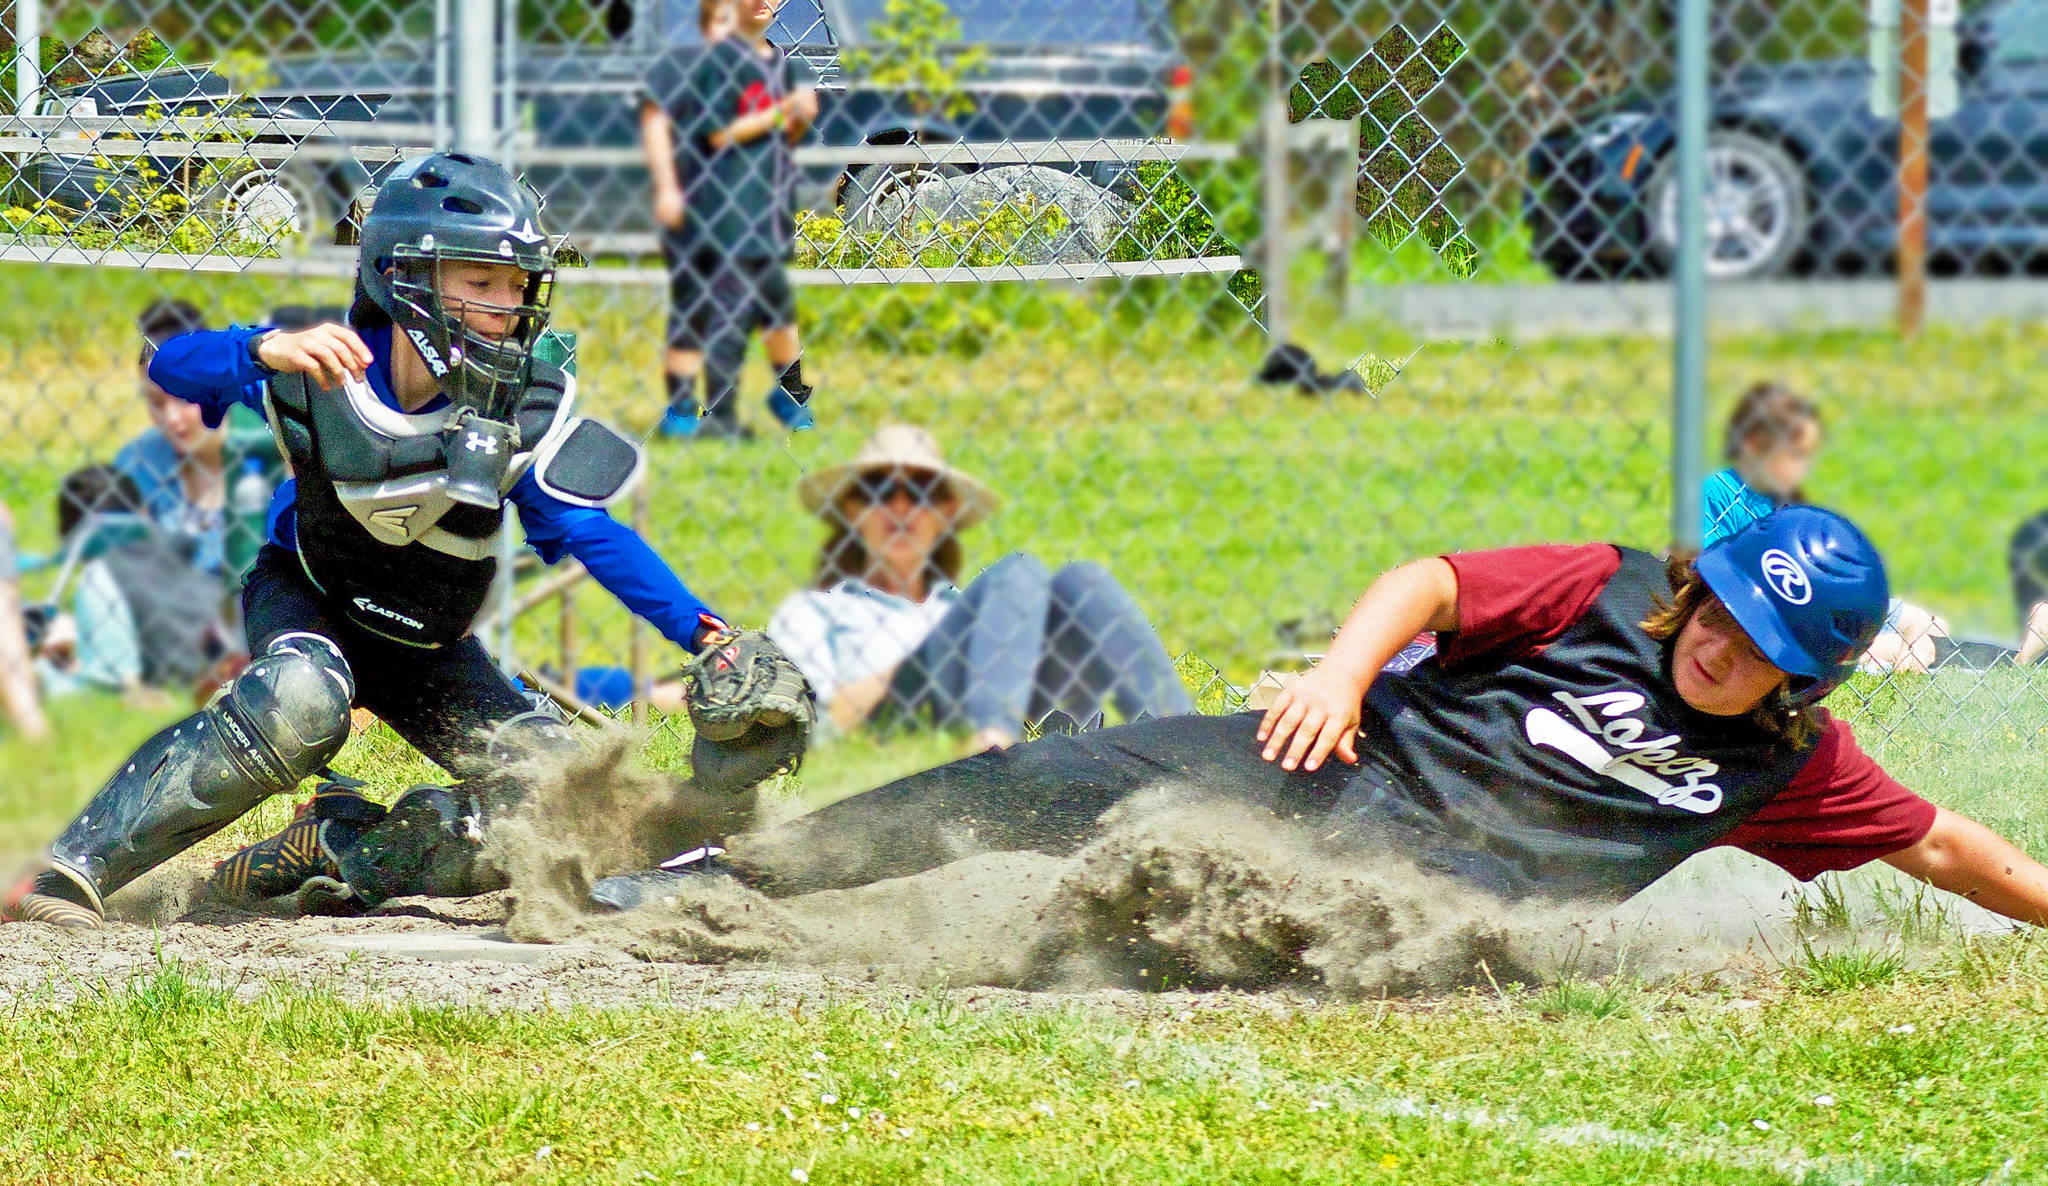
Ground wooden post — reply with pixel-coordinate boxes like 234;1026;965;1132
1898;0;1930;337
557;582;574;682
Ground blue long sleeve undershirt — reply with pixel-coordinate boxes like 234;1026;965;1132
147;324;722;651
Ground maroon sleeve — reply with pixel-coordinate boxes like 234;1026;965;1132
1718;712;1938;880
1436;544;1624;667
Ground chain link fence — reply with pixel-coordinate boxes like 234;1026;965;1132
0;0;2041;763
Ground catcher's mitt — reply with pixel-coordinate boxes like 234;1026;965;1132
682;629;817;795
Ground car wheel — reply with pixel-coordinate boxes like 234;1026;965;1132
841;160;965;231
213;157;331;251
1647;129;1809;280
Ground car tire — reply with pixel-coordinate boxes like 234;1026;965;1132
841;160;966;231
211;156;332;251
1646;129;1808;280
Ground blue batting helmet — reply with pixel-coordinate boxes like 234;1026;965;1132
1693;506;1890;706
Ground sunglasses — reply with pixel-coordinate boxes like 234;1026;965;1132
851;472;951;507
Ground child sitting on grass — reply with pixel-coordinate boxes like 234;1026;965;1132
1706;382;1948;674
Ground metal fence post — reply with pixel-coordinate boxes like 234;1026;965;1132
433;0;452;150
1671;0;1709;552
454;0;522;673
12;0;40;116
1260;0;1289;351
456;0;498;155
497;0;519;166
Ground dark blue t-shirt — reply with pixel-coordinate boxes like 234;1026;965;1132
644;37;815;259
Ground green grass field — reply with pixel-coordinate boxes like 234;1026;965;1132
4;264;2044;681
5;260;2048;1183
13;941;2048;1185
7;672;2048;1184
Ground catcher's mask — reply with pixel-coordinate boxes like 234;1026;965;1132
359;152;557;441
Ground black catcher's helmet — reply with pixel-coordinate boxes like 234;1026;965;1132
358;152;555;423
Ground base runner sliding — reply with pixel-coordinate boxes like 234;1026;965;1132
606;507;2048;934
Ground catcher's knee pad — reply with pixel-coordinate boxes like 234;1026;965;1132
36;638;352;916
336;785;504;906
221;633;355;792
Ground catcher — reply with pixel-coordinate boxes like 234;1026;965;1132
3;152;812;930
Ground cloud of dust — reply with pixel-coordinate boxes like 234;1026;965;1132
106;864;210;925
485;730;776;948
496;762;1810;995
1023;790;1751;995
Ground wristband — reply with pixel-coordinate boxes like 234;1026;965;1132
690;613;733;652
247;330;279;376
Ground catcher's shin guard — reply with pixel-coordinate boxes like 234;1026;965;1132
334;784;505;908
10;636;352;929
207;777;389;905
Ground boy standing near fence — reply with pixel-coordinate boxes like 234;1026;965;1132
642;0;818;440
641;0;732;439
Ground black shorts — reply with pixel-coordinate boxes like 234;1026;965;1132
661;229;715;352
242;544;532;768
704;253;797;341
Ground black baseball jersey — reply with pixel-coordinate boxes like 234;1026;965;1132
648;37;815;260
1364;546;1815;898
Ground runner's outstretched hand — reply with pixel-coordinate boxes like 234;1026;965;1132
1257;664;1366;772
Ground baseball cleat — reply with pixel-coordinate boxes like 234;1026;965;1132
3;868;104;930
766;386;815;432
589;845;726;912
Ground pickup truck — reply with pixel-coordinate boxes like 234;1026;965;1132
15;0;1188;252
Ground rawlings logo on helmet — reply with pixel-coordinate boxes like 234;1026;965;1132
1759;548;1813;605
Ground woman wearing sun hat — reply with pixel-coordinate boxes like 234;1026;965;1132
767;424;1193;750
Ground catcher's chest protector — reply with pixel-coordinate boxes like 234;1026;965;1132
1364;547;1816;899
264;361;588;647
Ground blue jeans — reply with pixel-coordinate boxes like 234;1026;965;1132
884;553;1193;735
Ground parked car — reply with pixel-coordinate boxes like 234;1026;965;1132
1524;0;2048;280
14;0;1187;253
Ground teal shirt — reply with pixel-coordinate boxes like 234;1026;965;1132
1702;468;1783;548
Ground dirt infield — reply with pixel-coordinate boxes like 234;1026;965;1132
0;866;1313;1019
0;841;1836;1016
8;737;2006;1014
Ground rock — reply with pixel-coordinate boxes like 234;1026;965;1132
876;165;1134;266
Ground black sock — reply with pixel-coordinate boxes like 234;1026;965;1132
776;356;807;402
666;371;698;415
